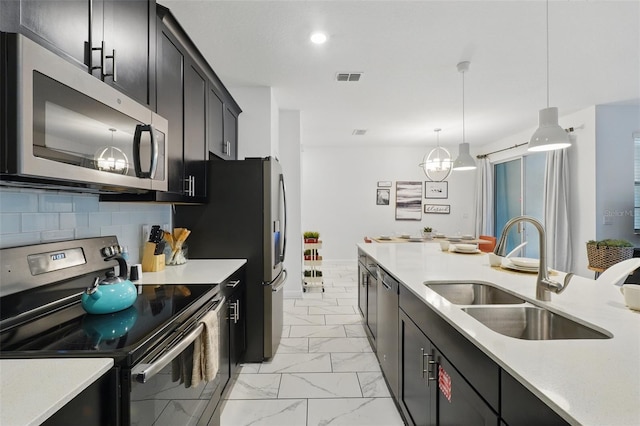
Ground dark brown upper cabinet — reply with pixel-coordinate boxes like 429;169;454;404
13;0;155;106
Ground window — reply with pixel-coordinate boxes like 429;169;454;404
634;133;640;233
494;152;546;256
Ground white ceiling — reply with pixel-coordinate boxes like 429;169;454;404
158;0;640;150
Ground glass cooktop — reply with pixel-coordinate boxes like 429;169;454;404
0;284;216;354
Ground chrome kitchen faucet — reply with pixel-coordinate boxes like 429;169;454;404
494;216;573;301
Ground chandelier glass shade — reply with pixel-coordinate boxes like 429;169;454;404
421;128;452;181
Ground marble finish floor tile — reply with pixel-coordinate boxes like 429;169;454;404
258;353;332;373
283;312;326;326
237;363;261;374
307;398;404;426
357;372;390;397
288;325;346;338
277;337;309;353
219;263;404;425
344;324;367;337
283;305;309;315
220;399;307;426
309;337;372;353
330;353;380;372
337;298;358;306
226;374;281;399
278;373;362;399
324;314;363;325
308;305;357;315
294;298;337;307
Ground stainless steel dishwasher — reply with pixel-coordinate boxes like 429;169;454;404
377;267;399;399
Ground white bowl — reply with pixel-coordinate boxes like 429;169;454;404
509;257;539;268
488;252;503;267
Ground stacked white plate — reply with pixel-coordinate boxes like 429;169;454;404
452;243;479;254
501;257;539;272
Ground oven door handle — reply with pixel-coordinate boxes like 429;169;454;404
131;296;225;383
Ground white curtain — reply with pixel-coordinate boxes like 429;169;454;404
544;149;572;271
474;157;494;237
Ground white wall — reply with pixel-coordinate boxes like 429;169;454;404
301;145;477;261
230;86;279;160
595;105;640;245
279;111;303;298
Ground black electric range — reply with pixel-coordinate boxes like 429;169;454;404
0;236;224;425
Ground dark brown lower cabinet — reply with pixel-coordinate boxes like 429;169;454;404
501;372;569;426
399;308;499;426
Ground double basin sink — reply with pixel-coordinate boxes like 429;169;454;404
425;282;611;340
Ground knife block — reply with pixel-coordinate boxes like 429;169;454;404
142;242;165;272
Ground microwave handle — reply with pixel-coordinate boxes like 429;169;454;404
133;124;158;179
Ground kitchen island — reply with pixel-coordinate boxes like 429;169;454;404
358;242;640;425
0;358;114;426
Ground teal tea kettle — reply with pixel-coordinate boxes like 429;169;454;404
81;255;138;314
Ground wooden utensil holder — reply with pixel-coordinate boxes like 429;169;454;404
142;242;165;272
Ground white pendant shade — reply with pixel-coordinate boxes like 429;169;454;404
453;142;476;171
528;107;571;152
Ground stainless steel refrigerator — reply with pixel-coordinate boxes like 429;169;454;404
174;157;287;362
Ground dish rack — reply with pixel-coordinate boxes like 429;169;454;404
303;238;324;292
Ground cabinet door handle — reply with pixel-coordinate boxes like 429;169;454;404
421;348;437;385
234;300;240;322
226;280;241;289
90;41;105;78
104;49;117;82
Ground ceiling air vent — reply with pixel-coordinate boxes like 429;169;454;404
336;72;363;82
352;129;367;136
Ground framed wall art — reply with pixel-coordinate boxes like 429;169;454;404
395;181;422;220
424;204;451;214
425;181;448;199
376;189;390;205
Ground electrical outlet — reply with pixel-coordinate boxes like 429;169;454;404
141;225;151;245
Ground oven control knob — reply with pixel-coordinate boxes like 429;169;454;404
102;246;115;257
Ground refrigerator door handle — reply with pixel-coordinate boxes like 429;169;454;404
272;269;288;292
279;173;287;262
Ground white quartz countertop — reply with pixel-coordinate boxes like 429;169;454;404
0;358;113;426
137;259;247;285
358;242;640;426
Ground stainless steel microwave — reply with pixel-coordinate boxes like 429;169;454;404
0;33;168;193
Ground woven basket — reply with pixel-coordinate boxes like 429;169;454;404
586;243;634;270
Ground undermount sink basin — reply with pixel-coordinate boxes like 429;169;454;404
425;281;525;305
461;306;612;340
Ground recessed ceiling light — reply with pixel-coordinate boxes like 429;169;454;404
310;32;327;45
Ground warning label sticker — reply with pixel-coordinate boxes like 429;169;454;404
439;365;452;402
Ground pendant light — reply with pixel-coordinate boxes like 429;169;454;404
420;128;452;182
528;0;571;152
452;61;476;171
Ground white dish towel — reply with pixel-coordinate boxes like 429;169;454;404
191;302;222;387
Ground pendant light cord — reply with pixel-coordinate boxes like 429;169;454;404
546;0;550;108
462;67;466;143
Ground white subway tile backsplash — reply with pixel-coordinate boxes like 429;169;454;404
0;191;38;213
39;194;73;212
74;227;101;239
89;212;112;228
72;195;99;213
0;232;41;248
60;213;89;229
0;188;171;256
41;229;75;242
0;214;21;234
98;202;121;212
22;213;59;232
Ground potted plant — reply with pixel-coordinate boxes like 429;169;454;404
304;231;320;243
303;269;323;277
586;239;635;270
422;227;433;240
304;249;322;261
